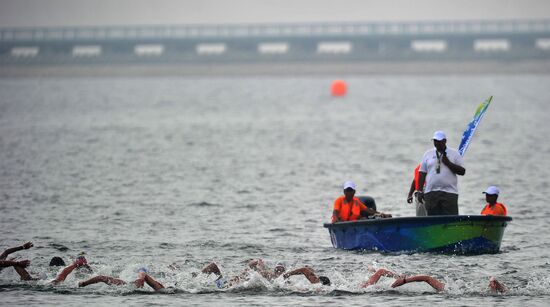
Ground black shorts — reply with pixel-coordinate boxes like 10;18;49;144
424;191;459;215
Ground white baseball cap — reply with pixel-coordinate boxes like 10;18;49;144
483;186;500;195
432;130;446;141
343;181;356;190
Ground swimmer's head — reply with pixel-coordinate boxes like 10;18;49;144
75;254;88;267
274;263;286;274
319;276;331;286
49;257;66;266
137;267;149;274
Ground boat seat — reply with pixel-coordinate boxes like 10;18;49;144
357;195;376;211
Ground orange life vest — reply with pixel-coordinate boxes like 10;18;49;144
332;196;366;222
414;164;421;190
481;202;507;216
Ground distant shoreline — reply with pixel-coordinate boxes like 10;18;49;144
1;60;550;77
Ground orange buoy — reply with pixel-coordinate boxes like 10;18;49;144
331;80;347;97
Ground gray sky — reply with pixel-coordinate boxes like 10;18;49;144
1;0;550;28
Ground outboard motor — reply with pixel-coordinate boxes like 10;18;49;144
356;196;376;211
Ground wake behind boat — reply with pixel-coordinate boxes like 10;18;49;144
324;214;512;255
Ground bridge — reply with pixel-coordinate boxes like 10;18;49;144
1;19;550;64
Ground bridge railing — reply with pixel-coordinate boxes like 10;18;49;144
2;19;550;42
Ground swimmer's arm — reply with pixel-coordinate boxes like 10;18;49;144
248;259;275;279
133;277;145;288
248;259;266;271
488;277;507;293
51;263;78;283
201;262;222;277
0;259;30;268
283;267;320;284
13;266;35;281
79;275;126;287
0;242;33;259
362;269;399;287
143;274;165;291
391;275;445;292
0;260;35;280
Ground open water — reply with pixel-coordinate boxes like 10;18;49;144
1;73;550;306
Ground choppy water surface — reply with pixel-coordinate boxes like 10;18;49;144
1;74;550;306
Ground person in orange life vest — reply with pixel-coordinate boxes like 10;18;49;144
481;186;507;216
407;163;427;216
331;181;391;223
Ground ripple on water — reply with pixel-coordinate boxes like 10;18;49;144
187;202;221;208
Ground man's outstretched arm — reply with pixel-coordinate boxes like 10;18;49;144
391;275;445;292
362;269;399;287
79;275;127;287
51;263;78;283
246;259;280;280
143;274;165;291
0;259;30;268
283;267;320;284
0;242;33;260
201;262;222;277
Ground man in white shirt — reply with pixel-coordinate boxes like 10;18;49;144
417;131;466;215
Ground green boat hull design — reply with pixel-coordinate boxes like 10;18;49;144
324;215;512;254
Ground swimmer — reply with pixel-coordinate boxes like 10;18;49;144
361;268;444;291
78;267;164;291
363;268;506;294
0;241;35;281
282;266;331;286
196;259;282;289
247;259;286;281
391;275;507;293
51;253;90;284
199;262;248;288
